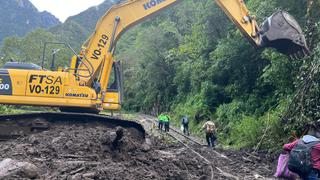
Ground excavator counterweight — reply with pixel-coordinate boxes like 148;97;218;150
259;11;309;58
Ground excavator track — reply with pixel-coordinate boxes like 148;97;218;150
0;112;145;140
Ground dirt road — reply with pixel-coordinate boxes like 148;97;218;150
0;114;277;179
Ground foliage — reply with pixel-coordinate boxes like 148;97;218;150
229;115;263;149
0;105;46;115
0;105;15;114
224;99;290;151
97;0;320;150
215;100;245;134
282;41;320;132
0;29;73;68
116;0;320;151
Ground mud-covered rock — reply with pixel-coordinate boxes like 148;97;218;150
0;158;39;179
141;143;151;152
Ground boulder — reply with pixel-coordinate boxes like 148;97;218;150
0;158;39;179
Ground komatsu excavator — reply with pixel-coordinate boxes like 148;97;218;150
0;0;308;138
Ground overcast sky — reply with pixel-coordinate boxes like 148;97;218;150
29;0;105;22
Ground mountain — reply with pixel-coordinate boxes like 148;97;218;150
49;0;116;49
0;0;119;65
0;0;60;43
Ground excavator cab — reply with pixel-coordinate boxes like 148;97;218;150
258;11;309;58
102;61;123;110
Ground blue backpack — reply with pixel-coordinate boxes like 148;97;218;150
182;117;188;124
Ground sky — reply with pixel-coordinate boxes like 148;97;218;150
29;0;105;22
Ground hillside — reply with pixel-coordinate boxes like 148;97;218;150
0;0;60;43
49;0;116;49
0;0;118;66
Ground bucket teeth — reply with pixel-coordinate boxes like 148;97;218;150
259;11;309;58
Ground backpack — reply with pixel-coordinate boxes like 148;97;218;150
287;140;319;175
206;122;215;133
182;117;188;124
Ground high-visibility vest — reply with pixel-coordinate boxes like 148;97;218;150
158;114;165;122
163;115;170;122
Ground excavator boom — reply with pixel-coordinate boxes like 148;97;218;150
78;0;308;89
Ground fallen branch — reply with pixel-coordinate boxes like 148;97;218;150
242;156;253;163
212;150;231;161
216;167;239;180
253;173;265;179
262;166;272;172
59;154;96;159
70;167;85;175
11;153;23;156
54;160;100;167
33;158;47;162
245;152;261;160
254;114;270;153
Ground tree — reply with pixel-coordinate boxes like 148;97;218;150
1;29;73;69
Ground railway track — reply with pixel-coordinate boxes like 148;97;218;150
138;114;230;159
137;114;240;180
138;114;206;146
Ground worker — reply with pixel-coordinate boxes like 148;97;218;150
181;115;189;135
284;126;320;180
202;120;216;148
163;114;170;132
157;113;164;131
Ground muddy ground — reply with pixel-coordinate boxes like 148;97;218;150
0;119;277;179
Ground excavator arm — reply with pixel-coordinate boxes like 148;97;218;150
0;0;308;112
77;0;184;85
76;0;308;104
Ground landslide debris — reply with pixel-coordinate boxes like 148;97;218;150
0;120;276;179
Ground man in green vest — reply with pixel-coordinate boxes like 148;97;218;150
163;114;170;132
157;113;165;131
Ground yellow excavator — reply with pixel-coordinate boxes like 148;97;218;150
0;0;308;138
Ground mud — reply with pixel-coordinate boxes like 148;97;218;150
0;120;277;179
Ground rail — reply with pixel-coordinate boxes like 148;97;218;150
137;114;239;180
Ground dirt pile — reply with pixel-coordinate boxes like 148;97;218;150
0;121;212;179
0;120;276;179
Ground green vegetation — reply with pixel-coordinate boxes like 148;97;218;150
1;0;320;152
116;0;320;151
0;105;53;115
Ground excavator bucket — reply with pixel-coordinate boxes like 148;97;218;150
259;11;309;58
